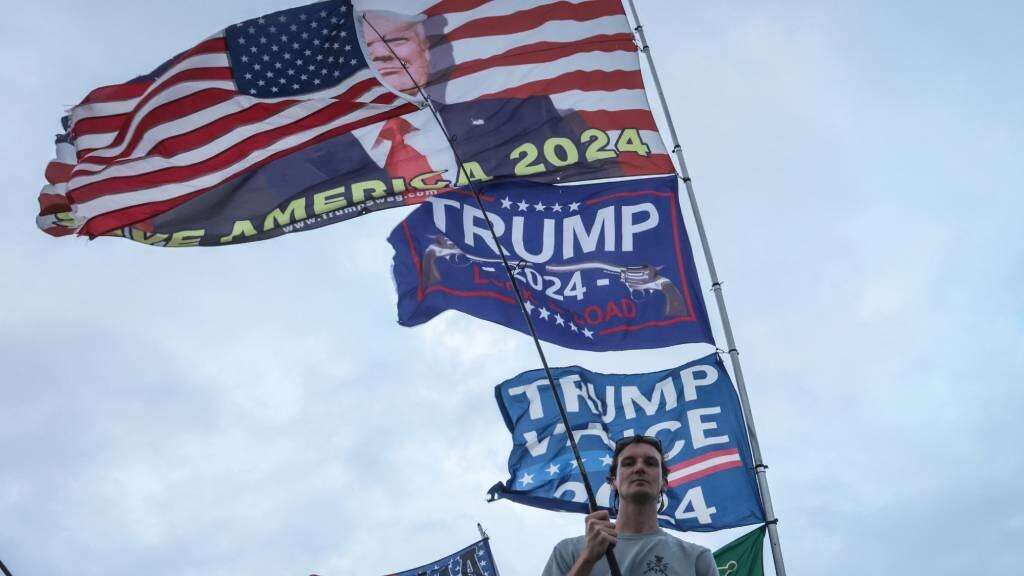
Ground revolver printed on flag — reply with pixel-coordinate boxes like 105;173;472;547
546;261;689;318
420;233;503;286
487;354;766;532
388;176;714;352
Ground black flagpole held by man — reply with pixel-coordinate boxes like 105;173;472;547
361;11;624;576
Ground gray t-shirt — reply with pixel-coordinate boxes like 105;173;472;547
541;529;717;576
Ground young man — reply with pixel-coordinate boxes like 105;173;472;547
542;436;718;576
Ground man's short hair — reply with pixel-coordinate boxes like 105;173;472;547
606;435;670;486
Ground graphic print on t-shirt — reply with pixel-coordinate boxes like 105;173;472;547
643;554;671;576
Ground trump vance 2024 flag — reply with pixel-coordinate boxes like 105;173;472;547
38;0;674;246
488;354;765;532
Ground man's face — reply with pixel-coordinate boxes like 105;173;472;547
613;442;664;505
362;13;429;94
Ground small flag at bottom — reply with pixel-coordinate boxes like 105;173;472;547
713;525;766;576
387;537;497;576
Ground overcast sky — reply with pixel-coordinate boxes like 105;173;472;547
3;1;1023;575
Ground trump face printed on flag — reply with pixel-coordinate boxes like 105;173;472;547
361;10;430;95
349;7;580;196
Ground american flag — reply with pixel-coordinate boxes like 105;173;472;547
38;0;674;242
38;0;412;238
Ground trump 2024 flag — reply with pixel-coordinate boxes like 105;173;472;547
388;176;713;351
487;354;765;532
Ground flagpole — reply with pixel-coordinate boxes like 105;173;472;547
362;16;624;576
620;1;788;574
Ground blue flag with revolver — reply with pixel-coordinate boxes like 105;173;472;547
487;354;765;532
387;176;713;351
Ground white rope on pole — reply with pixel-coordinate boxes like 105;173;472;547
620;1;788;574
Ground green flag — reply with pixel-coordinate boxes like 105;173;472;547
713;525;766;576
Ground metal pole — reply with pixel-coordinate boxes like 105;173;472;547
362;16;623;576
0;558;13;576
478;523;501;576
620;1;788;574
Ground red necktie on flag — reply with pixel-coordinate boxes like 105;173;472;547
378;117;446;203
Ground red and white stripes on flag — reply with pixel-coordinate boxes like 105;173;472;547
667;448;745;488
424;0;669;172
39;24;410;238
38;0;673;241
